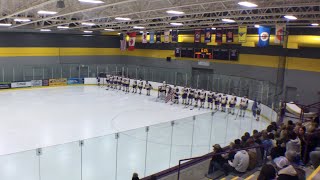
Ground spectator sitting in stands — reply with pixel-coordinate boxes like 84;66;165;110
132;172;140;180
257;164;276;180
270;139;286;160
207;144;226;177
274;151;305;180
262;132;273;157
223;149;249;175
287;120;295;131
246;138;258;170
286;132;301;163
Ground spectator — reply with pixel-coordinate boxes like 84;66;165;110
277;165;299;180
262;132;273;156
310;148;320;168
287;120;294;131
207;144;226;176
257;164;276;180
270;139;286;160
132;173;140;180
246;138;258;170
298;126;307;163
286;132;301;162
273;156;289;170
223;150;249;175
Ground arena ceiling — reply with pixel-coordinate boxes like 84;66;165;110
0;0;320;33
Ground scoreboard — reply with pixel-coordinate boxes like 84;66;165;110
175;47;239;61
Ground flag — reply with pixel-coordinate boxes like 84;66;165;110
156;32;161;43
226;30;234;43
275;24;286;44
120;33;126;51
172;30;178;43
215;28;223;43
258;26;271;47
238;26;247;43
128;32;136;51
149;31;155;43
164;30;170;43
204;28;211;43
142;32;147;43
194;29;201;43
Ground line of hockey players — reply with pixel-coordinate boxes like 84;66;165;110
97;75;260;120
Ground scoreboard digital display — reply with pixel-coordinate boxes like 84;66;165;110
175;47;239;61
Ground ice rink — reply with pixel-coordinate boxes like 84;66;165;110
0;86;269;180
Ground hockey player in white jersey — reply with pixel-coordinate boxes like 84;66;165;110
207;91;214;109
138;80;143;95
187;89;194;106
199;89;206;109
239;96;249;117
125;78;130;93
144;81;152;96
228;94;237;115
214;93;221;111
194;89;200;108
132;79;138;93
220;94;228;112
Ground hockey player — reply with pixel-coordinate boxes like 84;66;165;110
144;81;152;96
256;101;261;121
187;88;194;106
173;86;180;104
125;78;130;93
221;94;228;112
106;74;110;90
121;77;126;91
194;89;200;108
240;96;249;117
207;91;214;109
109;75;114;89
181;87;188;105
132;79;138;93
214;93;221;111
97;76;101;86
228;94;237;115
138;80;143;94
158;82;167;99
199;89;206;109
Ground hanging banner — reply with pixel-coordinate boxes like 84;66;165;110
258;26;271;47
164;30;170;43
238;26;247;43
204;28;211;43
215;28;223;43
194;29;201;43
172;30;178;43
226;30;234;43
142;32;148;43
120;33;126;51
149;31;155;43
275;24;286;44
156;32;161;43
128;32;136;51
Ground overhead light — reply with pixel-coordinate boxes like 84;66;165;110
0;23;12;27
57;26;69;29
14;18;31;22
104;28;115;31
139;31;144;33
211;27;216;30
311;23;319;26
82;35;93;37
166;10;185;15
170;22;183;26
115;17;131;21
284;15;297;20
222;19;235;23
84;30;93;33
254;24;260;28
40;29;51;32
117;33;121;35
133;26;145;29
56;0;65;8
238;1;258;7
37;10;58;15
81;22;95;26
79;0;104;3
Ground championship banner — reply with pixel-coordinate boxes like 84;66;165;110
120;33;126;51
128;32;136;51
204;28;211;43
149;31;155;43
67;78;84;85
11;81;32;88
238;26;247;43
194;29;201;43
49;78;67;86
31;80;43;87
275;24;286;44
142;32;148;43
258;26;271;47
226;30;234;43
215;28;223;43
164;30;170;43
172;30;178;43
156;32;161;43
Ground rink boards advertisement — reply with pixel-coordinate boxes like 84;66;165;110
49;78;67;86
67;78;84;85
0;82;11;89
31;80;43;87
11;81;32;88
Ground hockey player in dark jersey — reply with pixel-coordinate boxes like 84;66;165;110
173;87;180;104
97;76;101;86
207;91;214;109
138;80;143;95
194;89;200;108
181;87;188;105
214;93;221;111
187;88;194;106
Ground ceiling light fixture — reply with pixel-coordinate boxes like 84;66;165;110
81;22;96;26
79;0;104;3
222;19;235;23
238;1;258;7
170;22;183;26
115;17;131;21
284;15;297;20
133;26;145;29
14;18;31;22
104;28;115;31
37;10;57;15
311;23;319;26
254;24;260;28
84;30;93;33
40;29;51;32
166;10;185;15
211;27;216;30
57;26;69;29
0;23;12;27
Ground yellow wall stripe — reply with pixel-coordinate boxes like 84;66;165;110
307;165;320;180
